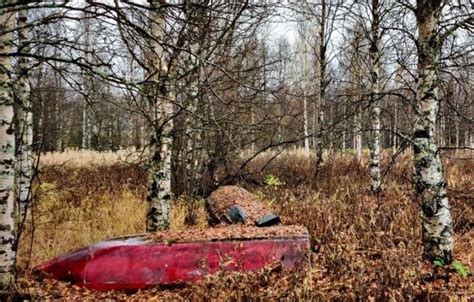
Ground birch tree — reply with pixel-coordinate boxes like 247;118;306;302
13;8;32;226
412;0;472;262
296;0;342;177
368;0;382;193
181;0;208;198
0;6;17;294
345;0;388;190
145;0;174;232
297;21;311;153
314;0;327;178
346;25;366;162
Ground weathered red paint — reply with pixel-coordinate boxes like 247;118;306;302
39;231;310;291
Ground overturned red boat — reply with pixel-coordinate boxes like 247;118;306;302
39;225;310;291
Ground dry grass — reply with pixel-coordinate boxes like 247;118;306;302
17;149;473;300
18;159;209;268
21;188;145;265
17;164;147;268
38;148;143;167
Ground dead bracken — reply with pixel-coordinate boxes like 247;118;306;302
206;186;277;226
16;151;474;300
147;225;309;243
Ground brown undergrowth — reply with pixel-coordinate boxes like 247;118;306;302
17;150;473;300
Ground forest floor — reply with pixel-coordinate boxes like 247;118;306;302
16;149;473;301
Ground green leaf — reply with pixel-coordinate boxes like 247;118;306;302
164;238;177;246
433;258;444;267
452;261;471;278
265;175;281;188
254;190;264;200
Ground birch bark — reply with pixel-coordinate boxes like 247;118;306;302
81;13;94;150
81;100;92;150
146;0;173;232
315;0;327;178
184;3;206;198
354;107;362;161
368;0;381;193
341;101;347;152
0;8;17;292
14;9;32;224
414;0;453;263
185;66;200;196
300;32;310;152
392;101;398;154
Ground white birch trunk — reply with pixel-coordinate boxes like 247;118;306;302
342;100;347;152
341;132;346;152
185;80;198;195
354;106;362;162
53;70;63;151
185;5;210;194
302;38;309;153
303;95;309;152
414;1;453;263
470;130;474;149
469;94;473;148
315;0;326;178
81;100;90;149
454;114;459;152
80;12;95;151
440;104;446;147
392;101;398;154
146;0;173;232
0;9;17;292
189;68;206;197
13;9;32;224
185;54;201;197
328;101;334;153
312;94;317;148
368;0;381;193
250;109;255;153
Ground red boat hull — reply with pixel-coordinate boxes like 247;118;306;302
40;227;310;291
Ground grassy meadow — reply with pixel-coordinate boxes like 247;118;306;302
17;149;473;300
